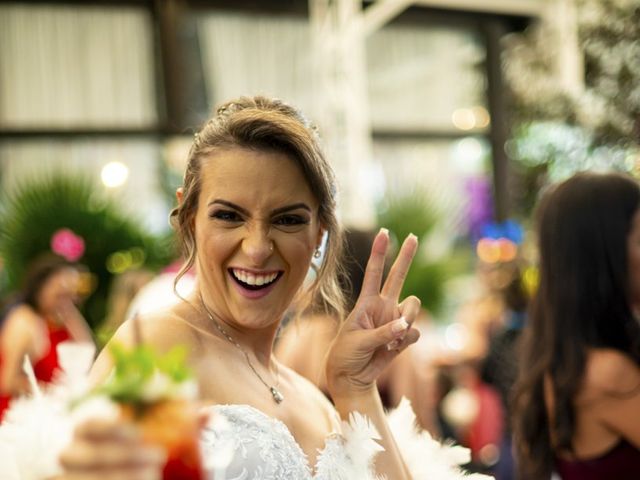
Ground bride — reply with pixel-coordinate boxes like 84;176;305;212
57;96;477;479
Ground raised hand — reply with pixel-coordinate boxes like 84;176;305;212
59;418;165;480
325;228;421;397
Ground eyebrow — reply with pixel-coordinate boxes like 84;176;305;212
208;199;312;216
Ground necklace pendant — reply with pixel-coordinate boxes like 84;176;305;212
270;386;284;404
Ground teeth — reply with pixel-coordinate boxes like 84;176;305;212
232;269;278;286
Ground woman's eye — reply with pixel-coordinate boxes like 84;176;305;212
211;210;242;222
274;215;308;226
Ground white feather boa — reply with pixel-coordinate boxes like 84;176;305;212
0;393;118;480
386;398;493;479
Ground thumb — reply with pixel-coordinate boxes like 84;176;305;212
359;317;409;351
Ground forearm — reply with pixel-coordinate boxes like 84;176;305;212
332;385;411;480
62;306;94;343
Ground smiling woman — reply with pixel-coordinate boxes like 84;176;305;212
57;96;484;480
190;148;323;333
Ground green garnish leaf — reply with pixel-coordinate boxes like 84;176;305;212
95;342;194;405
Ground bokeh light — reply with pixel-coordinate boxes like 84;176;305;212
101;161;129;188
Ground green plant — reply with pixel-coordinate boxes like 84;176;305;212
376;192;447;314
0;174;175;329
377;191;437;245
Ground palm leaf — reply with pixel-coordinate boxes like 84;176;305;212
0;174;174;328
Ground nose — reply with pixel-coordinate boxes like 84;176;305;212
242;223;273;265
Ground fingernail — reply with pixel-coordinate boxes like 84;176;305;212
386;339;401;351
391;317;409;334
380;227;389;236
408;233;417;241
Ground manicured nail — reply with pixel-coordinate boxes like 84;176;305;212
380;227;389;236
386;339;401;351
391;317;409;334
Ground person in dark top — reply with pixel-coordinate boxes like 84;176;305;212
481;270;528;479
513;172;640;479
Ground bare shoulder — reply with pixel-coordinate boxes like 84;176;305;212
109;308;200;352
90;304;203;384
584;348;640;396
584;349;640;448
1;304;40;338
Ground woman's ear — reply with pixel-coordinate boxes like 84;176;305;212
176;187;184;205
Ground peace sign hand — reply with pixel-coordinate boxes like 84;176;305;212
325;228;421;398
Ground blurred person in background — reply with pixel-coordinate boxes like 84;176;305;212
481;268;529;479
513;172;640;479
98;268;155;343
276;228;376;395
438;259;524;473
0;254;93;420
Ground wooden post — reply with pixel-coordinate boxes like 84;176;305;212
484;18;510;222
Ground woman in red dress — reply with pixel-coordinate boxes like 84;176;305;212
0;254;93;420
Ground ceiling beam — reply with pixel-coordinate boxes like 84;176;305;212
411;0;543;16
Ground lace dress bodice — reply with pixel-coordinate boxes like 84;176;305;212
199;404;380;480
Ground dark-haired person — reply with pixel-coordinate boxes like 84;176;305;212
513;172;640;479
0;254;93;420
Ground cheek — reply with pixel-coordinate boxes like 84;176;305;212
284;233;315;258
38;287;56;309
198;231;232;265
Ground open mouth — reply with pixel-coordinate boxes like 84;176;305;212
228;268;282;291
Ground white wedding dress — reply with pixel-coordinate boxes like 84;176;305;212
200;404;382;480
198;401;492;480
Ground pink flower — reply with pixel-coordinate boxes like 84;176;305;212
51;228;85;262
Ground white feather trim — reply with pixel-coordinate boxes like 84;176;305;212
314;410;384;480
0;389;118;480
0;342;117;480
0;394;74;480
342;411;385;478
387;397;493;480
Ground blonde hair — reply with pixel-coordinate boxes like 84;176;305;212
170;96;345;319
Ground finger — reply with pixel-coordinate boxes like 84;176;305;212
59;441;165;470
386;326;420;352
63;466;161;480
359;316;410;352
359;228;390;297
397;295;421;325
75;419;140;443
381;234;418;301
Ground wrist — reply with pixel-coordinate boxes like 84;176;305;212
326;376;376;400
330;384;382;421
329;381;377;405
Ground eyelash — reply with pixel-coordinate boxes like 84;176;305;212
209;211;309;226
210;210;242;222
274;215;309;226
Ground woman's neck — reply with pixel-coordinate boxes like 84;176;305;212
192;290;279;368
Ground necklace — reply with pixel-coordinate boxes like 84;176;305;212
199;294;284;404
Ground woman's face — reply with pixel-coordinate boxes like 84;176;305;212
36;267;80;314
193;147;323;332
